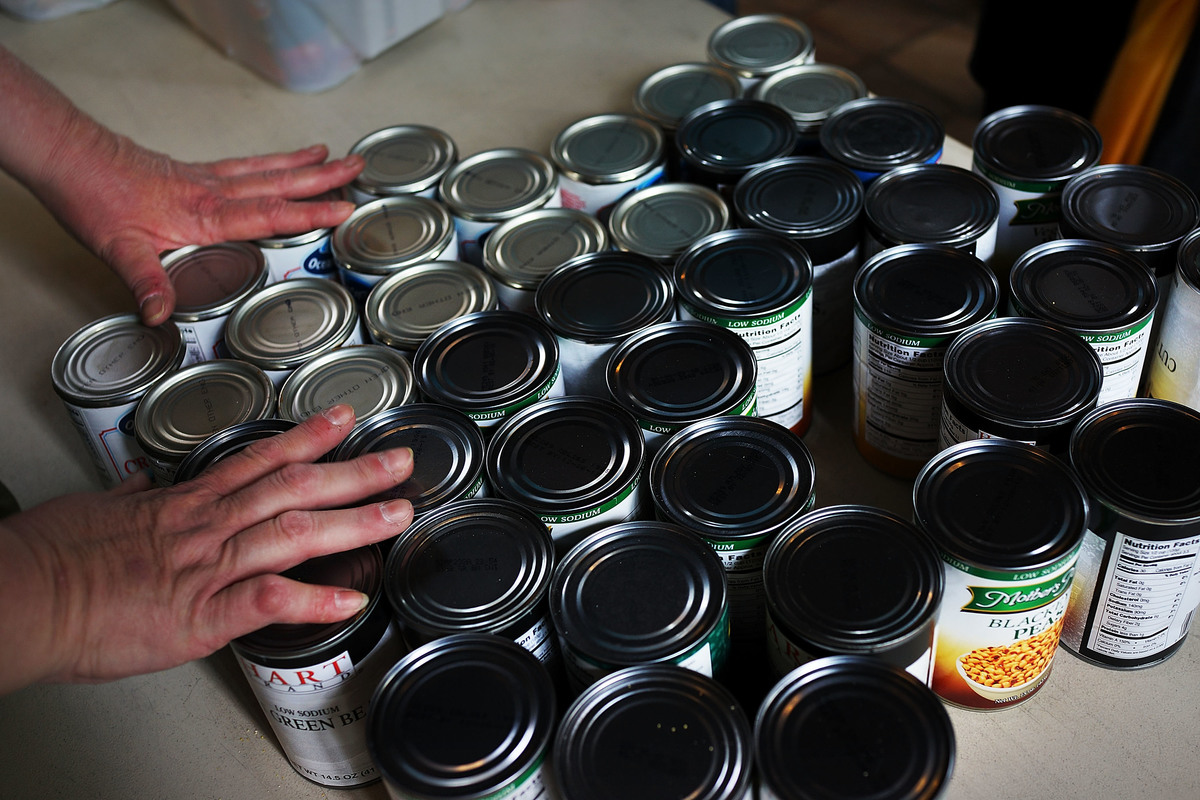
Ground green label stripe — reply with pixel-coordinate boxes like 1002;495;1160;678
682;288;811;329
943;544;1080;582
703;531;774;554
479;751;546;799
854;307;947;348
961;568;1076;614
974;160;1066;194
465;365;561;421
1081;314;1153;342
541;474;639;525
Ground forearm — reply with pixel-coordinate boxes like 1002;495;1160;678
0;516;69;694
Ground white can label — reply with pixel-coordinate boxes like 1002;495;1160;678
176;315;227;364
64;399;148;486
937;398;1037;452
974;163;1066;272
559;165;664;216
1147;268;1200;408
262;237;337;284
543;475;643;554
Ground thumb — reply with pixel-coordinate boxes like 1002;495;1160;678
104;237;178;326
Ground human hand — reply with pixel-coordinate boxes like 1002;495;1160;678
0;404;412;694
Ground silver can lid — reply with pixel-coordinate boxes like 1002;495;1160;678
550;113;664;185
439;147;560;222
707;13;816;80
277;344;416;424
864;163;1000;249
633;61;743;132
674;228;814;320
364;260;497;350
819;97;945;177
51;313;186;407
163;242;268;322
332;195;455;277
535;251;675;344
348;124;458;198
752;63;867;132
972;104;1102;186
223;278;360;371
608;182;730;261
133;358;277;461
482;208;609;290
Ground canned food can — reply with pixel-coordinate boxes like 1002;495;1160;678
733;156;864;374
675;99;799;197
368;633;557;798
132;358;277;486
232;544;403;788
550;112;666;215
383;498;558;666
938;317;1103;456
173;418;295;484
633;61;743;179
277;344;415;425
852;244;1000;477
481;207;610;314
971;104;1103;274
914;439;1089;710
750;62;867;152
346;123;458;203
549;520;731;693
819;96;945;183
163;242;269;363
331;195;458;304
554;665;753;800
1062;399;1200;668
50;314;187;486
331;403;488;518
1146;227;1200;409
674;229;814;433
763;505;944;684
535;251;676;397
1009;239;1158;404
706;13;816;90
221;278;364;388
754;656;955;799
363;259;497;355
412;310;563;431
485;396;646;554
606;181;730;264
438;147;562;267
256;226;337;283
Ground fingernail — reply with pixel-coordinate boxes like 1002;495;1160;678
381;446;414;479
335;590;370;613
381;498;413;525
322;404;354;427
140;294;167;325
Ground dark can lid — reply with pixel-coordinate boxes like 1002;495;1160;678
706;13;816;80
607;182;731;262
755;655;955;800
649;415;816;541
535;251;675;344
173;418;295;484
864;163;999;249
854;243;999;338
633;61;744;132
554;665;753;800
751;63;868;133
1069;399;1200;532
913;439;1089;571
674;228;813;321
383;498;554;639
51;314;187;407
348;123;458;197
733;155;864;262
551;113;665;185
368;633;557;798
605;320;758;429
972;104;1103;187
163;242;269;322
819;97;945;178
1009;239;1158;334
676;99;800;184
331;402;486;514
549;521;729;667
942;317;1103;432
763;505;943;656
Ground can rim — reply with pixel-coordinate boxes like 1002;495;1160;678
534;251;675;343
550;112;665;185
439;147;560;221
972;104;1103;185
348;123;458;196
277;344;416;425
607;181;730;260
706;13;815;78
633;61;743;129
51;314;187;406
363;259;498;350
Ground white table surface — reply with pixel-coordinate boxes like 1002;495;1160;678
0;1;1196;798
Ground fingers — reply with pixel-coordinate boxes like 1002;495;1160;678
202;144;333;178
101;235;178;325
201;195;358;245
209;153;365;203
207;572;374;645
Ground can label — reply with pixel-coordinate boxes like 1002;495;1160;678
262;237;337;283
764;610;935;686
541;474;643;552
937;398;1037;452
175;315;227;364
385;750;552;800
559;164;664;216
467;364;565;429
64;401;149;486
974;161;1065;271
515;614;560;668
811;245;861;374
1146;268;1200;409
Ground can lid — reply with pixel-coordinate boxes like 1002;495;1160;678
51;313;186;407
133;359;277;460
648;415;816;540
485;396;645;515
676;99;799;180
222;278;360;371
674;228;813;320
364;260;497;350
173;418;295;484
554;665;753;800
384;498;554;636
331;195;456;276
331;402;486;514
864;163;999;248
551;113;665;184
819;97;945;176
942;317;1102;430
751;63;867;131
277;344;416;424
482;208;609;290
1060;164;1200;254
535;251;675;344
1070;399;1200;526
633;61;743;131
707;13;815;79
763;505;944;653
1009;239;1158;334
549;521;728;666
854;243;999;338
439;147;560;222
164;242;269;322
605;320;758;427
1180;227;1200;288
607;181;730;261
755;655;955;800
913;439;1089;571
348;124;458;197
368;634;557;797
971;104;1102;186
